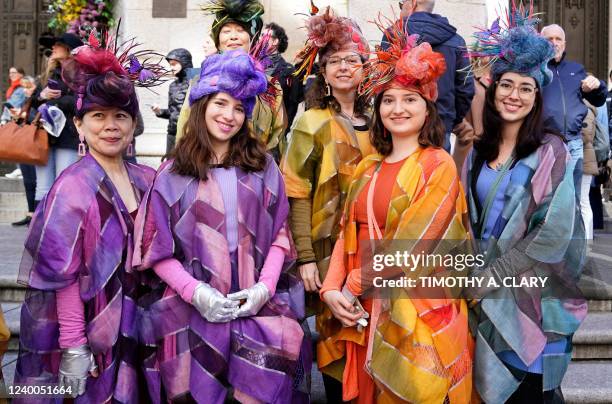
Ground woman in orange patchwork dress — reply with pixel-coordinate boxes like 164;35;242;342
320;28;475;403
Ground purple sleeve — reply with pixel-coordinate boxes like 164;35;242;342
153;258;199;302
133;178;178;270
19;176;89;290
56;281;87;348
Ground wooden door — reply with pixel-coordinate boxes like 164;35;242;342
0;0;51;94
531;0;609;80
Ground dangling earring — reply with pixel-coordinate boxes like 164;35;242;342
126;143;134;157
325;81;331;97
78;133;87;156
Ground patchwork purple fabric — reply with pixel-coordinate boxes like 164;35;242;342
15;154;156;403
133;156;309;403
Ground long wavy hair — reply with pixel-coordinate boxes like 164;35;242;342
304;63;369;118
171;94;267;180
475;77;554;162
370;91;446;156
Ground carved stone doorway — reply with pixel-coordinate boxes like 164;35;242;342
530;0;609;79
0;0;51;94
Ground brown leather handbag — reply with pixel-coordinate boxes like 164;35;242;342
0;112;49;165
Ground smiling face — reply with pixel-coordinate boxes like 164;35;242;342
204;92;246;148
8;68;23;83
379;87;428;138
322;50;363;95
75;107;135;159
218;22;251;52
494;72;537;125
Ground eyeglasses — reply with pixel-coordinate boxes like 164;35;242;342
326;55;362;67
496;80;537;99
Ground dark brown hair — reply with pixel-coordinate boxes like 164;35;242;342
370;91;445;156
171;95;267;180
475;77;552;162
304;64;369;118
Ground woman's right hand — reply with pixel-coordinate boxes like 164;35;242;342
59;344;98;397
40;87;61;100
298;262;322;292
322;290;364;327
192;282;239;323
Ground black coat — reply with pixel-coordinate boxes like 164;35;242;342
158;48;193;137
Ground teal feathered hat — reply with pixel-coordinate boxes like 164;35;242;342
468;1;554;87
201;0;265;48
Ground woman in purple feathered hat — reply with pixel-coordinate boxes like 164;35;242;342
133;49;308;403
14;31;165;402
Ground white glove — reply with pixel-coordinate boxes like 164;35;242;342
59;344;97;397
192;282;240;322
227;282;270;318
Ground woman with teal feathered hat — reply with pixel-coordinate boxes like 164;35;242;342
464;2;587;402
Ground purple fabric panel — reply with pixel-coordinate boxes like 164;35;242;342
212;167;239;251
15;155;156;402
133;157;307;402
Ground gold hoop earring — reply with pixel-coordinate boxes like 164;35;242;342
325;82;331;97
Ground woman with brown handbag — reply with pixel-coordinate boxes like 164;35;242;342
31;33;83;204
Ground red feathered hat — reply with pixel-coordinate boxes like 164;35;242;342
358;15;446;101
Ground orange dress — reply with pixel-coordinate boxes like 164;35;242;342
320;158;406;403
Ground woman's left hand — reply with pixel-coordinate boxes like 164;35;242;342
453;119;475;146
227;282;270;318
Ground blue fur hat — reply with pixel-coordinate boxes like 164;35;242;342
468;2;554;87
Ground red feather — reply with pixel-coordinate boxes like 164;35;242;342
88;29;100;48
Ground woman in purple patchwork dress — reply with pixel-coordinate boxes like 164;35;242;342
133;50;306;403
14;34;165;402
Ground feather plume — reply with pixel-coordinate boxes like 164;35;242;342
358;13;445;101
467;0;553;86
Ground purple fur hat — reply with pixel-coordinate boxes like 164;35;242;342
188;49;267;117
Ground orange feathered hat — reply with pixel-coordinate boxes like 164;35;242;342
358;15;446;101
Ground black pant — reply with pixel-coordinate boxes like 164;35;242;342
19;163;36;213
505;366;565;404
590;185;604;229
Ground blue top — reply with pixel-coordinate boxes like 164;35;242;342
1;87;26;121
476;163;512;239
211;166;238;252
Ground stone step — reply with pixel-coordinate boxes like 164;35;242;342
0;209;28;224
0;178;24;193
579;247;612;302
0;352;17;387
572;312;612;359
587;299;612;312
0;192;27;209
562;361;612;403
